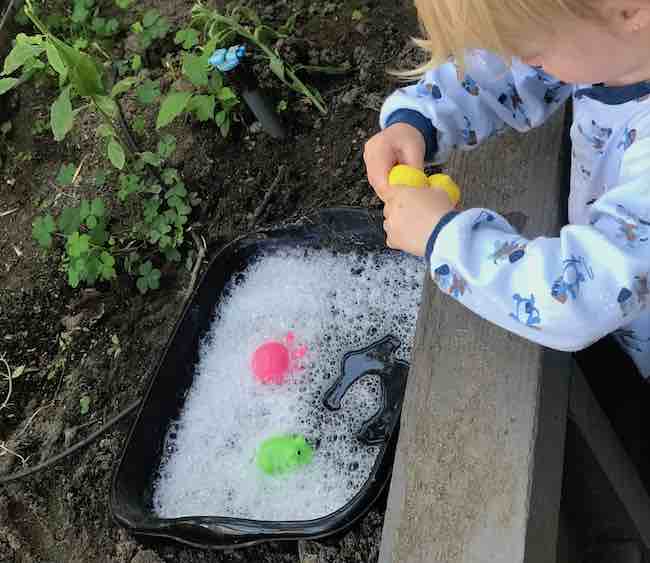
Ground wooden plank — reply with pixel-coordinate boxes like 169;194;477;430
379;110;571;563
561;417;647;562
568;364;650;549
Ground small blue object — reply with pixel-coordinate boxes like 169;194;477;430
208;45;246;72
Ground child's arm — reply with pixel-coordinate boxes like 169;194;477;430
384;126;650;354
380;50;572;165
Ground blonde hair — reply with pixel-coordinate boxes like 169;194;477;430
399;0;600;78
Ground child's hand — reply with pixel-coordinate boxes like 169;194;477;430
364;124;426;202
383;186;455;257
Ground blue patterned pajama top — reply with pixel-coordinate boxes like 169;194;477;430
381;50;650;376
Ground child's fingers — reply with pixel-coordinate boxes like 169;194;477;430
364;153;395;200
364;125;425;202
382;197;398;217
375;181;393;203
364;135;402;200
383;220;395;248
382;204;397;249
395;144;425;172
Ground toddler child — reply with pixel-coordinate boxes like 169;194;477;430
365;0;650;379
364;0;650;491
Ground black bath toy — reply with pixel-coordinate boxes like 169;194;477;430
323;335;409;445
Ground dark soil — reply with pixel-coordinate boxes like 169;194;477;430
0;1;421;561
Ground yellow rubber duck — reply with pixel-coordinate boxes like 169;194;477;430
388;165;461;206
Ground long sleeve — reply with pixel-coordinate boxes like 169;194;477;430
426;119;650;353
380;50;572;163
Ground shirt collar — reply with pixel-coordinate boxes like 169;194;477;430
574;81;650;105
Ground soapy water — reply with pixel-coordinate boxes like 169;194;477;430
153;247;425;521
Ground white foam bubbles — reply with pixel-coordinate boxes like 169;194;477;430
153;247;424;521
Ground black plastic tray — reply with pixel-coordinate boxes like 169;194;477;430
111;208;409;550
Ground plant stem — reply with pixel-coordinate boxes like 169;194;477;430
112;243;144;256
24;0;48;35
115;99;140;154
91;41;111;61
200;9;327;114
93;99;133;162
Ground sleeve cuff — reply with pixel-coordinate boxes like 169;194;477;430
385;109;438;162
425;211;460;263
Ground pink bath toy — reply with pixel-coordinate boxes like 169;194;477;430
251;332;307;385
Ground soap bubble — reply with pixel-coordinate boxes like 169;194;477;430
153;248;424;521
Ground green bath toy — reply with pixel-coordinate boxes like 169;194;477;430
256;434;314;476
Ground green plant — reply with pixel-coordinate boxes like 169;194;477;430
28;126;193;293
137;260;161;293
56;162;76;186
90;16;120;38
94;169;109;187
71;0;94;26
79;395;91;414
31;118;49;135
132;115;146;135
1;2;130;170
174;28;200;50
0;33;48;95
132;9;171;50
31;131;194;292
118;135;192;260
10;2;198;295
156;60;239;136
69;0;121;48
191;2;346;115
135;78;160;105
14;4;32;26
142;33;239;135
131;54;142;71
15;1;62;32
32;197;117;288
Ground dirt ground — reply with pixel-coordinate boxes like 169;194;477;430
0;1;423;561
